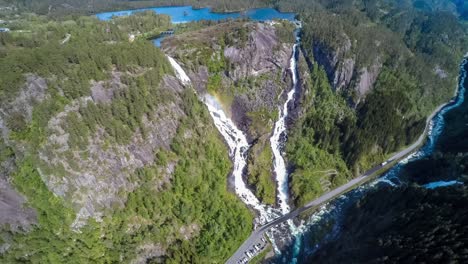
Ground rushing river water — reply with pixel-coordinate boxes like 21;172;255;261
276;58;468;263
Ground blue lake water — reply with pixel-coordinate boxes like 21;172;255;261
96;6;295;47
96;6;295;23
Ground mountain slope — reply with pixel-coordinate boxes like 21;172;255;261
162;20;295;205
277;0;468;206
0;12;252;263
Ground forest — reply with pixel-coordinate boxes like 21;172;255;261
2;0;467;20
0;11;252;263
0;0;268;17
307;185;468;263
0;0;467;262
283;0;468;206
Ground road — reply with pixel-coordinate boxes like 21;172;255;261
226;164;382;264
226;100;454;264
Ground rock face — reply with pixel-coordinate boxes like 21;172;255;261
36;73;185;229
164;22;293;140
310;35;382;103
0;74;49;140
188;66;209;94
223;23;291;80
356;59;382;102
312;37;354;91
0;75;48;232
0;177;37;232
225;23;292;137
289;47;310;124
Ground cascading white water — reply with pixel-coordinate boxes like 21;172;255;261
167;56;191;85
168;20;303;222
202;94;280;225
167;55;281;226
270;40;299;215
166;23;304;250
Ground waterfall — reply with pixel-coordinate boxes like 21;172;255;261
166;55;281;226
167;56;191;85
202;94;281;225
166;21;303;223
165;23;304;252
270;39;300;215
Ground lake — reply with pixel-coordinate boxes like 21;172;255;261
96;6;295;22
96;6;295;46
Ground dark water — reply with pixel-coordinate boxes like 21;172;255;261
277;59;468;263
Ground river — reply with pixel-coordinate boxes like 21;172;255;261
276;58;468;263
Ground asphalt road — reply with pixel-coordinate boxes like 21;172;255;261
226;100;453;264
225;165;381;264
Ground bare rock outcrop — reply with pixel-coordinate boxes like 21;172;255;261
356;59;382;100
311;35;354;91
0;177;37;232
38;73;185;229
221;23;293;136
0;74;49;141
164;22;293;139
310;35;382;103
223;23;291;80
0;74;49;232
